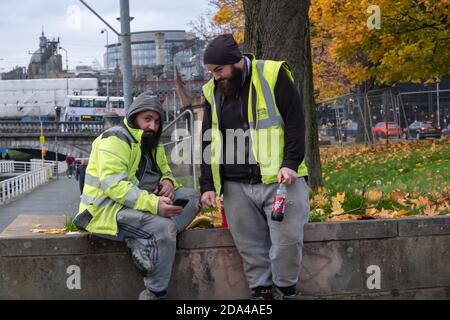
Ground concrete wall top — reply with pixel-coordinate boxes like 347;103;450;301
1;216;449;257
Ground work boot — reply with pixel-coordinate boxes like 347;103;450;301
250;286;273;300
273;285;301;300
125;238;153;277
138;289;166;300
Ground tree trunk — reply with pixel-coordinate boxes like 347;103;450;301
243;0;323;191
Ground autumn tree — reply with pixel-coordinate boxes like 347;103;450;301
242;0;323;190
189;0;244;42
311;0;450;91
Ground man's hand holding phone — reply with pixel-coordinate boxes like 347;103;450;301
157;196;183;218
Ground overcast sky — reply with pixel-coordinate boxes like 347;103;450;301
0;0;212;71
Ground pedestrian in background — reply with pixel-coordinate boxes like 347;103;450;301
75;159;88;194
65;154;75;178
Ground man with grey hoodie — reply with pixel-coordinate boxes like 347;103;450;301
73;92;199;300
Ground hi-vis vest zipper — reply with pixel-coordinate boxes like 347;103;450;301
202;57;308;195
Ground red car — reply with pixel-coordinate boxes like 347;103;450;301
372;122;403;139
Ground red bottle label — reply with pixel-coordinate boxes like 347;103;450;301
272;196;286;213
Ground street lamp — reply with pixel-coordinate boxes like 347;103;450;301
59;47;69;71
101;29;109;69
79;0;134;110
101;28;111;111
59;46;70;96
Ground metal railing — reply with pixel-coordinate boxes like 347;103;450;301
161;109;197;190
0;121;104;134
29;159;65;177
0;161;54;205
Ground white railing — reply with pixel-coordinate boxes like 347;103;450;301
0;161;15;173
29;159;65;176
0;161;54;205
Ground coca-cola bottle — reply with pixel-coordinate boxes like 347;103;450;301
271;184;287;221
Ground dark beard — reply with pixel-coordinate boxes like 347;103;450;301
218;66;243;97
141;135;159;155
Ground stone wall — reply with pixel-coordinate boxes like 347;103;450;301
0;216;449;299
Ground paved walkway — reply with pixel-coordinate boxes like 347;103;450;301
0;176;81;233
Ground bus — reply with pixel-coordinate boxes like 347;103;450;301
63;95;125;122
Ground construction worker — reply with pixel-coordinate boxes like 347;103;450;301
200;34;310;300
73;92;199;300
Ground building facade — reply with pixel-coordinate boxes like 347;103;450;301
104;30;206;81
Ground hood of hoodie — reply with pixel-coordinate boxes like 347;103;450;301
126;92;164;142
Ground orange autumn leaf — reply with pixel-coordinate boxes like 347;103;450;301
438;202;450;214
410;196;430;208
373;210;396;219
330;200;345;216
365;188;383;203
326;214;361;222
312;193;329;209
423;204;438;217
30;228;67;235
364;207;378;218
317;186;328;194
332;192;346;204
393;209;409;217
389;189;404;202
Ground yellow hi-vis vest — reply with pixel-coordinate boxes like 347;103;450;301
202;58;308;195
75;118;180;236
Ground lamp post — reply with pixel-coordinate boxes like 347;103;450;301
101;28;111;111
116;4;134;110
0;58;5;79
59;46;69;95
59;46;69;71
79;0;134;110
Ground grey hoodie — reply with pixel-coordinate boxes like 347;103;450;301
127;92;164;141
126;92;165;192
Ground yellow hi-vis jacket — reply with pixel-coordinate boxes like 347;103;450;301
202;58;308;195
75;118;179;236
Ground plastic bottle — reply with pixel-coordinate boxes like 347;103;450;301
271;184;287;221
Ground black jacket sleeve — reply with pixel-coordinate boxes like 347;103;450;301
274;68;306;172
199;99;216;194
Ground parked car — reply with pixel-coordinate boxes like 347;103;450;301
441;124;450;137
372;122;402;139
404;121;442;140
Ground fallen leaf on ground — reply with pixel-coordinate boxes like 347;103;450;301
438;201;450;214
312;193;329;209
364;207;378;218
332;192;346;204
410;196;430;208
326;214;361;222
373;209;396;219
330;199;345;215
423;204;438;216
30;228;67;235
366;188;383;203
312;208;326;216
393;209;409;217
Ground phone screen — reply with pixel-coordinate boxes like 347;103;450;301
173;198;189;208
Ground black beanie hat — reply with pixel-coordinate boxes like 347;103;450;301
203;34;242;65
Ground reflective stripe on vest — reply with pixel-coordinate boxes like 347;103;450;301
255;60;284;129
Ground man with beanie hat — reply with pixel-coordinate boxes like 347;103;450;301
200;34;310;300
73;91;199;300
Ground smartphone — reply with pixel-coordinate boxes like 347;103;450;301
172;198;189;208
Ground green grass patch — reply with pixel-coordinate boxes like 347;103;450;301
65;215;80;232
323;143;450;196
